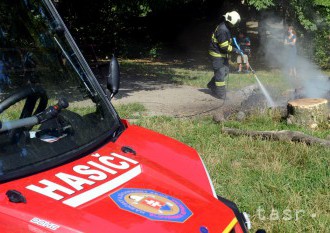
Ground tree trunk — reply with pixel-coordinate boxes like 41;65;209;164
287;98;329;128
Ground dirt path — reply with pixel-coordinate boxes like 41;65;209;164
113;82;258;117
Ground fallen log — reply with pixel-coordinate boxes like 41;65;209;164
222;127;330;148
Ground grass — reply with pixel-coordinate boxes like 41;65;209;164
224;108;330;139
113;102;146;119
120;59;293;95
130;115;329;233
0;102;25;121
0;99;98;122
0;100;146;122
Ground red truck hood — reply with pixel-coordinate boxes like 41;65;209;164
0;125;237;233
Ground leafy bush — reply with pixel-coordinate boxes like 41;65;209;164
313;31;330;69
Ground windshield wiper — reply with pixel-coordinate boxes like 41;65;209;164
0;99;68;133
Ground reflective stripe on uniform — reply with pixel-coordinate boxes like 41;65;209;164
209;51;227;58
212;33;218;43
219;41;229;48
219;40;233;52
215;81;226;87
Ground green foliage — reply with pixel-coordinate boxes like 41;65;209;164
313;30;330;69
57;0;197;46
148;43;163;58
288;0;330;67
247;0;330;68
247;0;275;10
57;0;330;68
247;0;330;31
314;0;330;7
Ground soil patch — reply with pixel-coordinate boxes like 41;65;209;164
114;82;259;117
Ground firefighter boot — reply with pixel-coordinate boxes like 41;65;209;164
214;86;226;99
207;77;216;91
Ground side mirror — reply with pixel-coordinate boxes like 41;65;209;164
107;55;120;99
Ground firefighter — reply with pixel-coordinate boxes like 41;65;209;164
208;11;243;99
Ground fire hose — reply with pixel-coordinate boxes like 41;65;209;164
233;37;275;107
233;37;256;76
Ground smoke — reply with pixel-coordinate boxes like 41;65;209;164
259;13;330;99
297;58;329;98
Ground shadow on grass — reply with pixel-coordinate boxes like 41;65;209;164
93;57;302;102
94;59;213;99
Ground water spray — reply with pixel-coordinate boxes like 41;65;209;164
233;37;276;107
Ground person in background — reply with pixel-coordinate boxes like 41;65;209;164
284;26;297;78
208;11;243;99
236;31;251;73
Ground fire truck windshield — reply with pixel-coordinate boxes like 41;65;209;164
0;0;121;182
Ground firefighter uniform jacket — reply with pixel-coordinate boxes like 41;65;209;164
209;22;233;58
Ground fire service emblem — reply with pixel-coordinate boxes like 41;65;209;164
110;188;193;223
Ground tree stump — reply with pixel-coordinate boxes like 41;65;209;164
287;98;329;128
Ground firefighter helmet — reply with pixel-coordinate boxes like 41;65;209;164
224;11;241;27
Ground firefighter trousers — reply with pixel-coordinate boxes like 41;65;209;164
208;57;229;99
